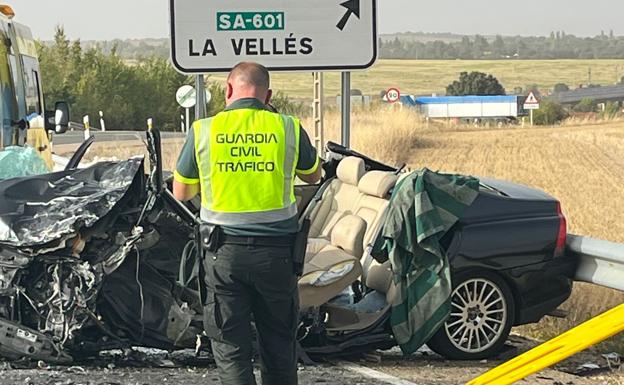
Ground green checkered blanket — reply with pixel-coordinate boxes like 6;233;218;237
375;169;479;354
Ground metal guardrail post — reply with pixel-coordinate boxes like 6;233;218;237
568;234;624;291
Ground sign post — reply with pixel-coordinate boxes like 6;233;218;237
176;85;197;132
176;84;213;131
341;72;351;148
195;75;206;120
169;0;378;146
523;91;540;126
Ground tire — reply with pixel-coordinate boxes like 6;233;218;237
427;270;515;360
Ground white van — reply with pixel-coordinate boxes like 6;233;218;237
0;4;69;158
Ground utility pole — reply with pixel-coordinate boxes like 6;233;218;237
312;72;324;157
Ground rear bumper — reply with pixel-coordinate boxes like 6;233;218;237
500;256;577;326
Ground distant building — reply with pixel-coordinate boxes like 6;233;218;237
400;95;522;119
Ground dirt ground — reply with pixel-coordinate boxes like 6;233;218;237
0;335;620;385
367;335;623;385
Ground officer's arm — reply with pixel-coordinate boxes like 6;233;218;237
173;180;200;201
173;129;201;201
297;162;322;184
296;126;322;184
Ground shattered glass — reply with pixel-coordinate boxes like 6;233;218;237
0;158;143;248
0;146;50;180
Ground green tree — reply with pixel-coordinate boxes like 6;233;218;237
206;81;226;117
37;26;189;131
446;71;506;96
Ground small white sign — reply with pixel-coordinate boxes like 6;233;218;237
385;88;401;104
176;85;197;108
169;0;378;73
176;85;213;108
523;91;540;110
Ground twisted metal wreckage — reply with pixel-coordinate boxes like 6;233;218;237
0;132;203;363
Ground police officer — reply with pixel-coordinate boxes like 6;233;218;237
173;62;321;385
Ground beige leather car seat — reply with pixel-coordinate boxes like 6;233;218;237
355;171;398;255
308;157;366;242
299;158;399;311
299;214;366;310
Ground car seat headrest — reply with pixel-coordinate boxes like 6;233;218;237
358;171;398;198
336;157;365;186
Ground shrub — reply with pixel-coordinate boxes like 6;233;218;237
553;83;570;93
600;101;620;119
573;98;597;113
271;91;309;117
532;101;569;125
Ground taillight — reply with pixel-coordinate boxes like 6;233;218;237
555;202;567;256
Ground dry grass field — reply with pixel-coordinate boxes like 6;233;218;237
206;59;624;98
83;107;624;353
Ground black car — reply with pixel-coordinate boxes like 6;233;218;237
0;134;574;363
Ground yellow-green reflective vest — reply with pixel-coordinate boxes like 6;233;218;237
193;109;300;226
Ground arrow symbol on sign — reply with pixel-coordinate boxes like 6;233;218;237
336;0;360;31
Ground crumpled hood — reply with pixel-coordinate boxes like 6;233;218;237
0;158;143;248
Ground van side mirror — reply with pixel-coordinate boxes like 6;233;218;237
54;101;70;134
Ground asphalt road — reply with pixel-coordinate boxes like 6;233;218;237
0;340;620;385
52;130;185;145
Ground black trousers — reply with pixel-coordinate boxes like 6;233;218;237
203;243;299;385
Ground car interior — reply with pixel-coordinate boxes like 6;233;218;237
297;155;400;333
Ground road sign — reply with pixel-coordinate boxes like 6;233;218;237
385;88;401;103
176;85;197;108
523;91;540;110
169;0;378;73
176;85;213;109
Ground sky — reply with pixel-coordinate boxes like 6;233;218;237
12;0;624;41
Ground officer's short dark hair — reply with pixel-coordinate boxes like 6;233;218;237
228;62;270;90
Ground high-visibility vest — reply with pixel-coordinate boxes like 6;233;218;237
193;108;300;225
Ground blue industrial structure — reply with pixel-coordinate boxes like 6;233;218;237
400;95;523;119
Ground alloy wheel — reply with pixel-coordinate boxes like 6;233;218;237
444;278;508;353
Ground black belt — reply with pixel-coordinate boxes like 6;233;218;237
221;234;296;247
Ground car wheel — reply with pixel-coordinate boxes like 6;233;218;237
427;270;515;360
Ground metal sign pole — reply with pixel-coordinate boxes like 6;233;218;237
195;74;206;120
530;109;534;126
341;71;351;148
185;108;190;133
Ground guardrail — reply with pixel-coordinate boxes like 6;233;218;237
68;121;86;131
568;234;624;291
